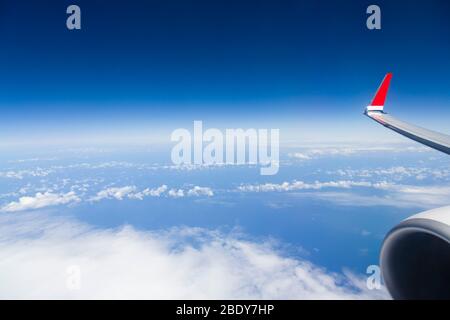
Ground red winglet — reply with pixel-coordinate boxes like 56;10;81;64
370;73;392;106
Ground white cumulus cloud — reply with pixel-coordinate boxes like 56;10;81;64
90;185;213;201
168;189;185;198
90;186;137;201
142;185;168;197
0;191;80;212
187;186;214;197
0;213;388;299
130;185;169;200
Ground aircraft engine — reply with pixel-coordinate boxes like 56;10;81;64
381;205;450;299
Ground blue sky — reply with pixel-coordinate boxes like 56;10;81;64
1;0;450;144
0;1;449;299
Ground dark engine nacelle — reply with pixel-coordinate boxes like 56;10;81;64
381;206;450;299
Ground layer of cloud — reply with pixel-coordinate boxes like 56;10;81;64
238;180;372;192
0;168;54;179
3;175;449;212
0;191;80;212
330;166;450;181
168;188;185;198
0;213;388;299
129;185;168;200
88;185;214;200
1;184;214;212
292;186;450;209
370;182;450;208
90;186;137;201
187;186;214;197
288;145;431;161
88;184;214;202
238;179;450;209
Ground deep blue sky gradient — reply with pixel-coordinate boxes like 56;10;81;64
0;0;449;142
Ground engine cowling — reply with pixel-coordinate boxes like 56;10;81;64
380;205;450;299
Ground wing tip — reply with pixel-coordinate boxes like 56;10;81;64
366;73;393;113
370;73;393;107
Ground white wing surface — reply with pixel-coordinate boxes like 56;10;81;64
365;73;450;155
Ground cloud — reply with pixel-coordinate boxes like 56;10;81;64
238;180;372;192
371;183;450;208
0;168;54;179
187;186;214;197
1;184;215;209
0;213;388;299
7;157;58;163
291;191;412;208
90;185;213;201
46;161;255;174
239;179;450;209
290;153;311;160
130;185;168;200
91;185;175;201
293;187;450;209
167;186;214;198
168;189;185;198
0;191;80;212
331;166;450;181
288;145;431;161
90;186;137;201
143;185;168;197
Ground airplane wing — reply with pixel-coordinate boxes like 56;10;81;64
364;73;450;155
